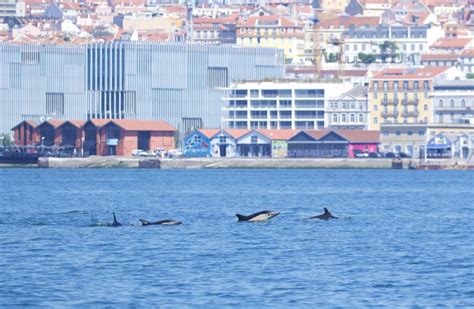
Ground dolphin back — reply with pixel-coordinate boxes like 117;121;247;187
236;214;248;221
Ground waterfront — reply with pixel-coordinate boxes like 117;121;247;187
0;169;473;307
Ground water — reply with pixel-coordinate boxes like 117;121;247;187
0;169;473;307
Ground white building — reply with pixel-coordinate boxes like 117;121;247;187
343;24;444;64
222;81;353;130
433;80;474;125
326;85;369;130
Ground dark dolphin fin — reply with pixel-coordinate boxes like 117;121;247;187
324;208;330;214
112;212;122;226
236;214;248;221
139;219;150;226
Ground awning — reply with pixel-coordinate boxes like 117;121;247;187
427;144;451;150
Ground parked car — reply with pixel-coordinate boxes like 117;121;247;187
132;149;148;157
384;152;398;158
398;152;411;158
368;152;381;158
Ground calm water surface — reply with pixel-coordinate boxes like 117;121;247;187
0;169;473;307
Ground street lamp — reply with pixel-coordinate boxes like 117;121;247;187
81;137;85;157
41;136;45;156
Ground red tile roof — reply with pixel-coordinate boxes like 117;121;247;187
106;120;176;132
460;49;474;57
335;130;380;143
421;53;459;61
257;129;299;140
223;129;250;139
301;130;380;143
11;120;38;130
237;15;301;28
58;120;86;129
430;38;472;49
36;119;66;129
371;67;450;80
198;128;221;139
86;119;112;127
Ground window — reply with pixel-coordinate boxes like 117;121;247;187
350;114;355;122
359;114;363;122
414;81;419;90
373;81;378;92
423;81;429;90
251;136;258;143
383;81;388;91
383;131;389;136
418;130;424;136
342;102;347;109
439;99;443;107
450;113;454;120
424;104;428;111
450;99;454;107
333;114;338;122
393;81;399;92
219;135;227;143
194;135;201;143
342;114;347;122
374;117;378;124
373;105;378;111
396;131;401;136
462;100;466;107
407;131;413;136
403;81;409;90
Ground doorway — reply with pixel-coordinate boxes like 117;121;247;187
220;145;226;157
108;146;116;156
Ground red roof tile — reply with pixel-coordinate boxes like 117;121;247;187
106;120;176;132
223;129;250;139
58;120;86;129
198;128;221;139
11;120;38;130
257;129;299;140
371;67;449;80
430;38;472;49
36;119;65;129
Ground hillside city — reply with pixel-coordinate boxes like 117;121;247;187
1;0;474;161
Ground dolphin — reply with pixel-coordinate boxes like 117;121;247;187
236;210;280;222
139;219;182;226
111;212;122;226
308;208;338;220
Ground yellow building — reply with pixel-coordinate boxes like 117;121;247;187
236;15;304;64
368;67;451;131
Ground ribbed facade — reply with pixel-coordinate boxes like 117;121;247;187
0;42;284;133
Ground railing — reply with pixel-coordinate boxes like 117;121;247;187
401;99;419;106
382;111;399;117
402;111;419;117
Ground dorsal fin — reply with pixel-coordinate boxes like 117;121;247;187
324;208;330;214
236;214;248;221
139;219;150;225
113;212;118;223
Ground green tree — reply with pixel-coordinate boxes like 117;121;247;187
378;41;399;63
327;53;338;63
0;133;12;146
467;73;474;79
358;52;377;64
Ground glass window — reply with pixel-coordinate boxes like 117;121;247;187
439;99;443;107
418;130;424;136
342;114;347;122
373;81;378;92
396;131;401;136
450;99;454;107
374;117;378;124
407;131;413;136
374;105;378;111
462;100;466;107
383;131;389;136
424;104;428;111
333;114;338;122
251;136;258;143
194;135;201;143
359;114;363;122
219;136;227;143
350;114;355;122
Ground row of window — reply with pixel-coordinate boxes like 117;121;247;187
382;130;425;136
332;113;365;123
239;27;299;34
329;102;367;110
230;89;324;98
346;43;424;52
373;80;430;92
437;99;471;108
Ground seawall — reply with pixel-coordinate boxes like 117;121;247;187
34;157;401;169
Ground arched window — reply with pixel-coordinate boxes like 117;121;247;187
450;99;454;107
342;114;347;122
462;99;466;107
333;114;338;123
439;99;443;107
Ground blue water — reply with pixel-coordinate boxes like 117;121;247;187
0;169;473;307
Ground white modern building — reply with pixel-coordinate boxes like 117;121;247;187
326;85;369;130
222;81;353;130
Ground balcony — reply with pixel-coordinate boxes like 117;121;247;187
402;111;419;117
382;111;399;117
401;99;419;106
436;106;471;112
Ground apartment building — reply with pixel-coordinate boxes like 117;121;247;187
222;81;352;130
368;67;457;131
326;85;369;130
343;24;444;63
433;80;474;124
